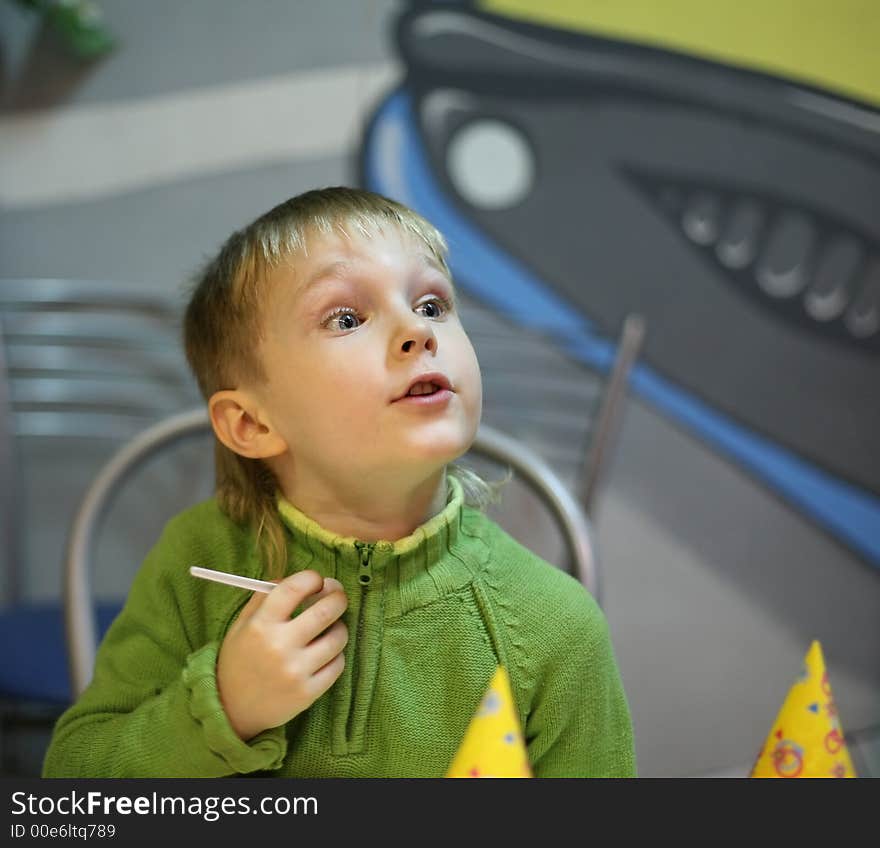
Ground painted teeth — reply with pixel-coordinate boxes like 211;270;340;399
409;381;438;396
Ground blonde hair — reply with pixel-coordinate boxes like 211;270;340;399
183;186;500;577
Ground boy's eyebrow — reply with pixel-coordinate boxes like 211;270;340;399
420;253;447;275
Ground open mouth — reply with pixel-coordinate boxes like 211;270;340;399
395;373;453;402
407;381;444;397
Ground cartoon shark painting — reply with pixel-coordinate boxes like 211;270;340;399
361;0;880;568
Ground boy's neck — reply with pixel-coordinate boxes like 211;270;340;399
277;466;449;543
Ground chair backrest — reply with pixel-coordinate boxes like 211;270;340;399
0;317;22;603
0;278;202;604
577;313;646;516
63;409;600;698
458;292;645;521
0;278;199;439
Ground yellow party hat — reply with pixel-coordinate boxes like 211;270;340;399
446;666;532;778
750;641;856;778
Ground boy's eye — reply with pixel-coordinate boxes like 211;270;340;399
322;308;361;331
415;297;452;319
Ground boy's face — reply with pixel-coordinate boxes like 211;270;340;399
252;226;482;491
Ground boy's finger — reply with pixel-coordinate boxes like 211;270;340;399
254;570;324;622
306;651;346;701
302;577;345;610
229;585;271;626
302;619;349;671
291;589;348;644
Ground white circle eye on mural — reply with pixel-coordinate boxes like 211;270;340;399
446;119;535;210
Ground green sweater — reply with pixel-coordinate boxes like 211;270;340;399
43;477;635;778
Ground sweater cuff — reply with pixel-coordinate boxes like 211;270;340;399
182;643;287;773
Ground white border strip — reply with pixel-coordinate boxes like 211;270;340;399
0;62;399;210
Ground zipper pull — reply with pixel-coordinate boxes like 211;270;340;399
353;541;375;586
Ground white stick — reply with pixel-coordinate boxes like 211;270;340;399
189;566;277;594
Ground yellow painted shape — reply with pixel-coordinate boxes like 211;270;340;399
482;0;880;107
750;641;857;778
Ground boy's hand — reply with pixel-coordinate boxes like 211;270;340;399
216;570;348;741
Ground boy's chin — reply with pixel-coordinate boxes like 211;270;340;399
396;425;476;465
398;445;465;470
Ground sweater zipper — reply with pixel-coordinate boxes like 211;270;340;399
347;541;375;740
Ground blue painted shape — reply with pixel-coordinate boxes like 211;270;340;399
362;89;880;569
808;702;820;713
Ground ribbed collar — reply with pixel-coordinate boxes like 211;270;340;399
276;476;480;617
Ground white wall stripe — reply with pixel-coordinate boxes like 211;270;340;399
0;62;400;210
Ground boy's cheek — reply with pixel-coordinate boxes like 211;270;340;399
468;358;484;407
462;379;483;431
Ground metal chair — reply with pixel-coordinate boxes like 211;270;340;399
0;278;196;439
577;313;646;516
0;278;201;773
0;278;201;602
63;408;601;699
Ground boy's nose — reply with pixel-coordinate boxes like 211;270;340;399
395;315;437;356
401;334;436;354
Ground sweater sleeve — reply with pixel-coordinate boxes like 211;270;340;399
42;516;287;778
524;591;636;778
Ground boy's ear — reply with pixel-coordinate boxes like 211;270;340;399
208;390;287;459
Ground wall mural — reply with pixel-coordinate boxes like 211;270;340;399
359;0;880;569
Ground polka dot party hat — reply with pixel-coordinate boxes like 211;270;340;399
446;665;532;778
750;641;857;778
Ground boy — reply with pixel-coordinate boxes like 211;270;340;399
43;187;635;777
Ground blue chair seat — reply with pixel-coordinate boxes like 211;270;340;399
0;603;121;704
